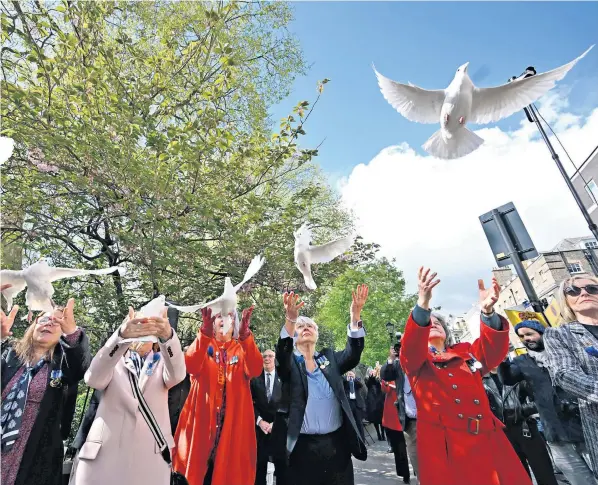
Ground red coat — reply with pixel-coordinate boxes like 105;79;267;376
400;312;532;485
381;380;402;431
172;332;263;485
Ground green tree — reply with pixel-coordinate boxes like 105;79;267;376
315;258;417;367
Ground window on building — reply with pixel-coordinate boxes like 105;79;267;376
567;262;583;274
585;179;598;206
585;240;598;249
539;270;548;282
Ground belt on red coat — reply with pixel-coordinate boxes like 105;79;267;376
418;411;500;435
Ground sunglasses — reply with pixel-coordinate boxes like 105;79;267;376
564;284;598;297
36;316;59;326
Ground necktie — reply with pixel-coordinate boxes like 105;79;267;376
266;373;272;401
349;378;355;398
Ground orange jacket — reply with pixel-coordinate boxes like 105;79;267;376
381;380;402;431
172;332;263;485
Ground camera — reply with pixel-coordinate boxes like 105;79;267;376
393;331;403;354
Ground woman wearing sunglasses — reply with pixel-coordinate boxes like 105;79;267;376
544;276;598;479
1;298;91;485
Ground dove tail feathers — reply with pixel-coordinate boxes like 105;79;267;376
422;128;483;160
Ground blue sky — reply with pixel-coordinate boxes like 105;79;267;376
272;1;598;182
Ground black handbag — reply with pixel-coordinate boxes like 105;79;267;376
128;372;189;485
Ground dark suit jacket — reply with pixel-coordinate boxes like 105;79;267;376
251;370;283;460
275;334;367;461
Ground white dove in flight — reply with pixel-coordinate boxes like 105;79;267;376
120;295;167;343
294;223;354;291
374;45;594;160
172;254;265;335
0;137;15;165
0;259;126;314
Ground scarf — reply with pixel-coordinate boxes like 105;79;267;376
1;358;46;452
528;350;548;368
129;351;144;377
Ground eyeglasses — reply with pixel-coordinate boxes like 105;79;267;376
263;354;275;359
36;316;58;326
296;322;317;330
564;284;598;297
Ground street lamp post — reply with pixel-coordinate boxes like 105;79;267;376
385;321;395;341
509;68;598;242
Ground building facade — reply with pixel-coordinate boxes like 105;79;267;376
571;146;598;225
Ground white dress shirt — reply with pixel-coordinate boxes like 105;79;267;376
256;370;276;426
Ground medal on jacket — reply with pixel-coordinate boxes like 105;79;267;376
50;369;63;388
467;353;483;373
230;355;239;365
146;353;161;376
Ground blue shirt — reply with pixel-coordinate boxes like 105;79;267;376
280;322;366;435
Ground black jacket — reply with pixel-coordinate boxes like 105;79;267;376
380;359;407;428
500;355;584;443
343;377;366;413
275;334;367;461
250;370;283;460
365;376;384;423
1;331;91;485
482;373;537;426
168;373;191;435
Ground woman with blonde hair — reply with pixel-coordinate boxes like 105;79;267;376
1;297;91;485
544;275;598;478
69;305;186;485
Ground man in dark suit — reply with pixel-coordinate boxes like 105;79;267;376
251;349;286;485
275;285;369;485
342;370;366;441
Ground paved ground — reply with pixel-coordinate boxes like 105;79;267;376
353;424;418;485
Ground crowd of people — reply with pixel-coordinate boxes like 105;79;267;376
1;268;598;485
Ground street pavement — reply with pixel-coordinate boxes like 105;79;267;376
353;424;418;485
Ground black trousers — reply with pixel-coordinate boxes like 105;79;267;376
503;421;558;485
373;422;385;440
385;427;410;480
255;433;287;485
288;428;354;485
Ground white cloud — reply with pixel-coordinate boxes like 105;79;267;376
340;93;598;315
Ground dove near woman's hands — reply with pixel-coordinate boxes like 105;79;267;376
239;306;255;341
201;307;215;338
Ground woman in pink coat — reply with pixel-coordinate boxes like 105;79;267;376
70;306;186;485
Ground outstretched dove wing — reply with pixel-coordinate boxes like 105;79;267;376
234;255;265;291
470;45;594;125
49;265;125;282
374;66;446;124
0;270;27;309
308;235;355;265
0;137;14;165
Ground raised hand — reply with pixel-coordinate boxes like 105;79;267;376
119;307;158;340
1;304;19;339
417;267;441;310
350;284;369;324
60;298;77;334
201;307;215;338
479;277;500;314
149;307;173;341
283;291;305;323
239;306;255;341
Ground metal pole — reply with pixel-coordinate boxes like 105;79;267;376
491;209;544;314
510;70;598;242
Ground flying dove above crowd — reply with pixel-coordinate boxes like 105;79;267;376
0;136;14;165
294;223;355;291
374;45;594;160
0;259;125;316
172;254;265;335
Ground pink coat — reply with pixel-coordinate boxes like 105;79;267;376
70;329;186;485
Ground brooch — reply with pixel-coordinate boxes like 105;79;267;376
216;351;220;364
230;355;239;365
429;345;444;356
146;353;161;376
585;346;598;358
50;369;63;388
315;354;330;370
466;353;483;373
207;346;214;358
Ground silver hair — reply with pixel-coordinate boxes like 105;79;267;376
556;275;598;323
431;311;455;347
297;315;319;330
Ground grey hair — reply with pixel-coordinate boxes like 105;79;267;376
556;275;598;323
297;315;319;330
431;311;455;347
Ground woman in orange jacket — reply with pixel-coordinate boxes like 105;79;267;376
172;306;263;485
381;379;411;483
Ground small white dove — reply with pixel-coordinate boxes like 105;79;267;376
172;255;265;335
0;259;126;314
0;137;15;165
374;45;594;160
120;295;167;343
294;223;354;291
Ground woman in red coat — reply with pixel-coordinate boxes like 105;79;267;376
400;267;532;485
172;306;263;485
381;379;411;483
